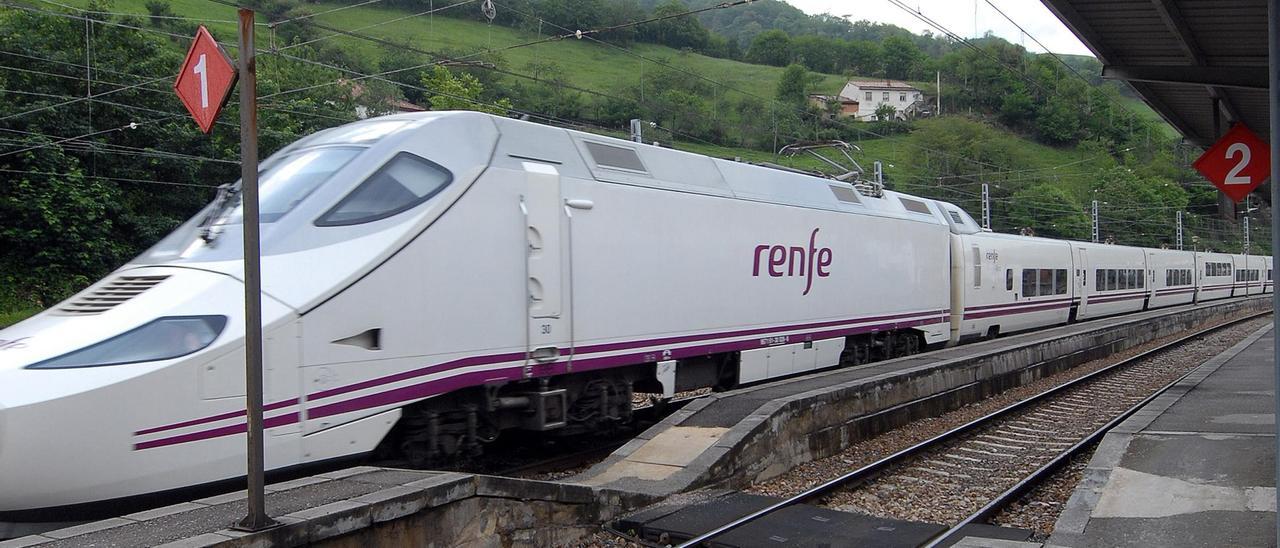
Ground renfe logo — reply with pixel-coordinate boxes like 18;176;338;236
753;228;833;295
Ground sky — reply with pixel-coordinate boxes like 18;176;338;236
782;0;1093;57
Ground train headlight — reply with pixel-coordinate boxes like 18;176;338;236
26;316;228;369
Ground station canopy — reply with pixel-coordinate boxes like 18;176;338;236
1041;0;1269;147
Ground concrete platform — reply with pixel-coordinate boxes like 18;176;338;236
0;468;650;548
1050;323;1277;548
578;297;1270;498
615;492;949;547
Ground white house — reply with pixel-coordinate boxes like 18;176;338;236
839;79;926;121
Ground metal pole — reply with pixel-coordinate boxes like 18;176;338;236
1092;200;1100;243
1176;211;1183;251
233;7;276;533
1269;0;1279;543
1245;216;1251;255
936;70;941;115
981;182;990;229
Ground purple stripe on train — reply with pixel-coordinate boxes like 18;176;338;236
137;312;952;450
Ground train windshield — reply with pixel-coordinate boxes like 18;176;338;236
227;146;363;223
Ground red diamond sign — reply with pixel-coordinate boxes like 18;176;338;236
1193;123;1271;203
174;26;237;134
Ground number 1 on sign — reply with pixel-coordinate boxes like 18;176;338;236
1225;142;1251;184
193;53;208;109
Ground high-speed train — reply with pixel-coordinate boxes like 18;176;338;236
0;111;1271;517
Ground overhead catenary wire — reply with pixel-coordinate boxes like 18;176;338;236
6;0;1249;249
0;168;220;188
0;116;181;159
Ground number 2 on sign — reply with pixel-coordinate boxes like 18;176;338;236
1225;142;1251;184
193;53;209;109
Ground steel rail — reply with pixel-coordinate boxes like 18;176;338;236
676;310;1271;547
919;321;1260;547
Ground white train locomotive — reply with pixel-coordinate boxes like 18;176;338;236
0;112;1271;517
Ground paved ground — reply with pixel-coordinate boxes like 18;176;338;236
1050;323;1278;548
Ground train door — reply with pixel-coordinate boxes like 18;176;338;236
523;162;572;373
265;322;302;441
1076;247;1089;318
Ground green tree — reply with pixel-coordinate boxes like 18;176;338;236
841;40;882;76
881;35;925;79
640;0;710;50
1093;166;1189;247
420;66;513;115
776;63;810;105
790;35;837;73
745;30;792;66
1008;184;1091;240
999;88;1035;126
0;146;123;306
875;103;897;121
1035;97;1082;144
537;0;606;34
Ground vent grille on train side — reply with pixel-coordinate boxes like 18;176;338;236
53;275;169;315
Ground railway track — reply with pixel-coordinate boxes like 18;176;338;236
675;311;1272;547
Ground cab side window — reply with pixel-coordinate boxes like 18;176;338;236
316;152;453;226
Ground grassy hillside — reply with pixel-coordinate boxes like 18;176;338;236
1118;95;1180;140
62;0;849;99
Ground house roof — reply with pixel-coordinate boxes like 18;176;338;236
844;79;921;91
809;94;858;104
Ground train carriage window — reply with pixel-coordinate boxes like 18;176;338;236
1038;269;1054;296
1107;269;1118;291
1096;270;1104;290
316;152;453;226
1055;269;1067;294
1006;269;1014;291
1023;269;1037;297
